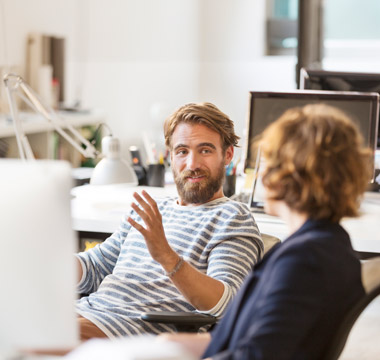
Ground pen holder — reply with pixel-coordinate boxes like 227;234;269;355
147;164;165;187
223;174;236;198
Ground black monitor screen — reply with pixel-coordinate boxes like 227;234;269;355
300;69;380;148
244;90;379;177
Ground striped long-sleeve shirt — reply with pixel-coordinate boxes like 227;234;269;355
76;196;263;338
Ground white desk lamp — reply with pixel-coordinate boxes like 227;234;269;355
3;73;138;186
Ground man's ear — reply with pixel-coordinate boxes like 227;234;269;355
224;146;234;165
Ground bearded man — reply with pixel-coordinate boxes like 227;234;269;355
75;102;263;340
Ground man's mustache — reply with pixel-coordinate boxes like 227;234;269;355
180;169;209;179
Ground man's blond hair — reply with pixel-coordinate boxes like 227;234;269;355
164;102;239;152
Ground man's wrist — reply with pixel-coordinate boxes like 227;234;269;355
165;256;184;278
161;252;182;275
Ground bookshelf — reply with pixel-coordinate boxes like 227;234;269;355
0;109;105;167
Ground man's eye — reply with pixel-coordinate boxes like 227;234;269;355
201;148;212;154
176;150;187;155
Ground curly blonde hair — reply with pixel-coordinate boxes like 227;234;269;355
164;102;239;152
258;104;372;222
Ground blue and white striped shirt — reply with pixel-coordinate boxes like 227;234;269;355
76;196;263;338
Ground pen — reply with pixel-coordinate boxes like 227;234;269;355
226;162;233;176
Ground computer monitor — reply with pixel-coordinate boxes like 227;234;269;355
300;68;380;148
244;90;379;208
0;160;79;356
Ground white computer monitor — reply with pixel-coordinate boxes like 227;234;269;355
0;160;79;356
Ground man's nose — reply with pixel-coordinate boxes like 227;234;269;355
186;152;201;170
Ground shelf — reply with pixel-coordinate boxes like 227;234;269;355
0;109;106;166
0;109;105;138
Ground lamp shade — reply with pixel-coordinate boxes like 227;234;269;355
90;136;138;186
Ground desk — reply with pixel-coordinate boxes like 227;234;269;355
252;192;380;256
71;185;380;255
71;184;179;234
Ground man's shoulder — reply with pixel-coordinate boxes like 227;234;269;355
213;197;252;215
155;196;178;208
156;196;252;217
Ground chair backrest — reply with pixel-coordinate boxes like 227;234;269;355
323;256;380;360
261;233;281;255
361;257;380;293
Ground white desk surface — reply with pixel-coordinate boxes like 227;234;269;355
71;184;179;234
71;185;380;254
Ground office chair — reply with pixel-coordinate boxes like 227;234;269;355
141;233;281;332
141;311;217;333
322;256;380;360
143;255;380;358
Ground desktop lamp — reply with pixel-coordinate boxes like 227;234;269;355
3;73;138;186
90;135;138;185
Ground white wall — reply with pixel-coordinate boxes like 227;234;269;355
2;0;379;163
0;0;80;66
0;0;296;162
70;0;202;159
197;0;296;157
74;0;297;160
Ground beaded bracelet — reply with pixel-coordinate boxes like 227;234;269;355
166;256;184;278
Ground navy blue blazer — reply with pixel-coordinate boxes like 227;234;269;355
203;219;364;360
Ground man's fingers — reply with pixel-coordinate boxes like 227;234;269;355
141;190;161;216
127;216;146;234
130;202;151;224
130;191;163;232
133;192;151;213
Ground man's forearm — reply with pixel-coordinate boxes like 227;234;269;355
163;256;225;311
126;190;225;310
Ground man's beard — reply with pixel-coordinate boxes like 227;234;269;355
173;161;226;204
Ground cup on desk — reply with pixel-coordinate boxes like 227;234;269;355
223;174;236;198
147;164;165;187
